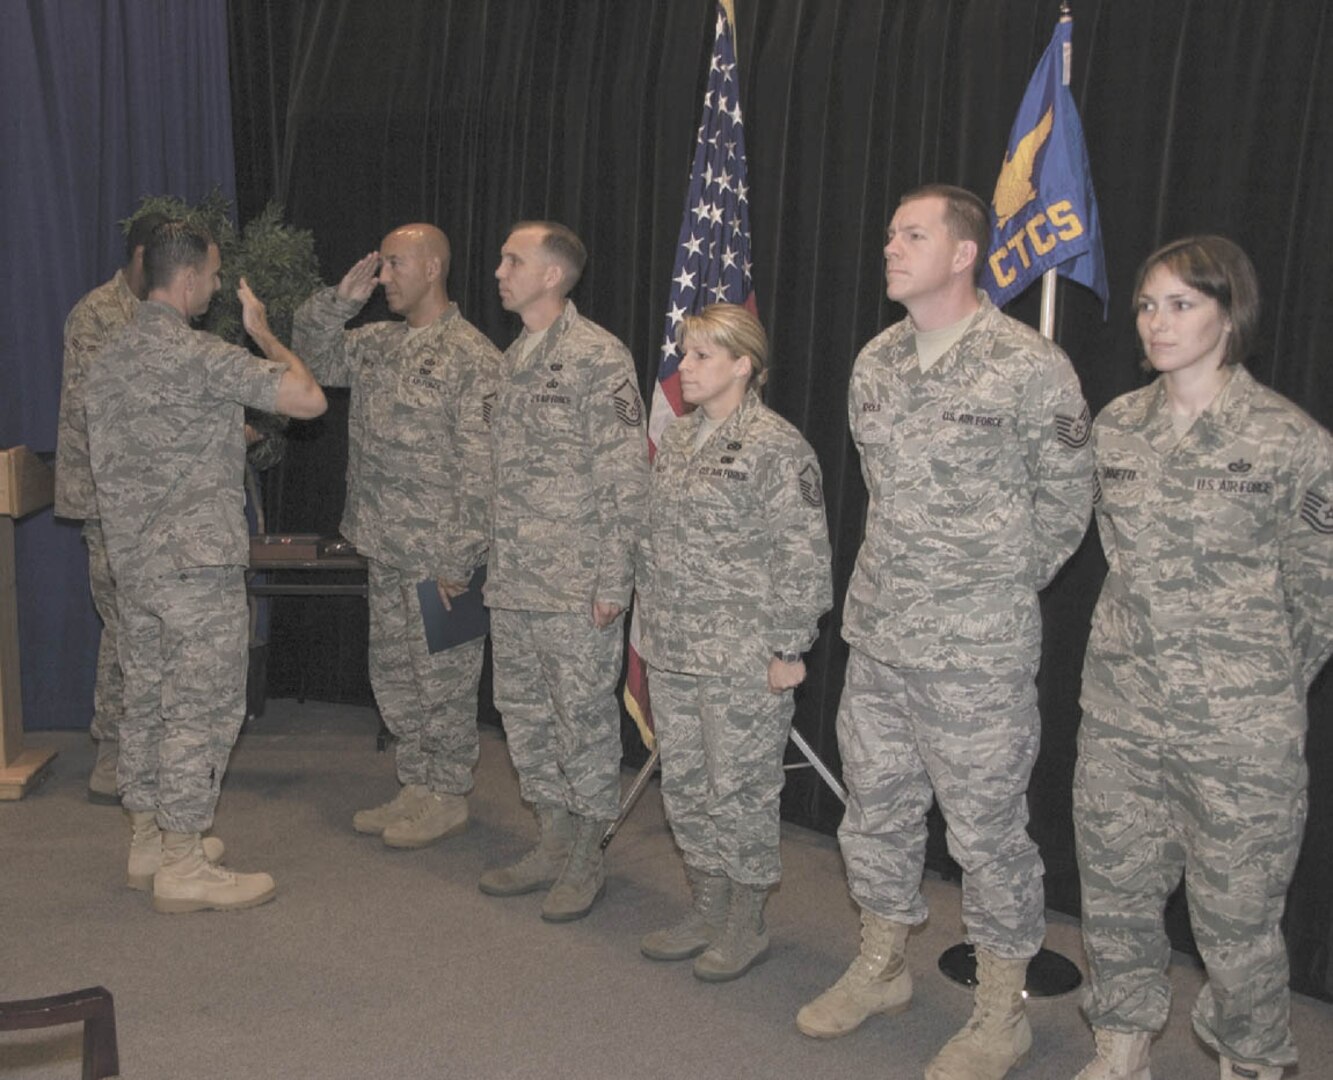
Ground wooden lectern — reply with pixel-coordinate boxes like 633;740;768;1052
0;446;58;798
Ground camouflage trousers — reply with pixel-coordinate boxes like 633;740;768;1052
368;559;483;795
83;519;123;744
115;565;249;833
1074;713;1307;1067
835;647;1045;958
650;665;792;887
489;607;623;820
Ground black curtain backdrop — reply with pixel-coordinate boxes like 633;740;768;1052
1;0;236;732
226;0;1333;998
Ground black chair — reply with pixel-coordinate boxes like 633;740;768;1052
0;986;120;1079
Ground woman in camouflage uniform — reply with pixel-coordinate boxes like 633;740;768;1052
1073;237;1333;1080
635;303;832;982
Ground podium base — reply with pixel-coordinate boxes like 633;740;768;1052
0;745;58;800
937;942;1082;998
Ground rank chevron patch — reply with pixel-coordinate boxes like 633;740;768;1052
798;463;823;507
612;379;643;427
1300;490;1333;534
1055;406;1091;449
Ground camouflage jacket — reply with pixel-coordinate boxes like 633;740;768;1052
636;390;832;682
1082;367;1333;738
55;270;139;519
486;300;649;613
292;289;499;581
843;293;1094;670
85;301;286;582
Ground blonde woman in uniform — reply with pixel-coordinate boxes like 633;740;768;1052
635;303;832;982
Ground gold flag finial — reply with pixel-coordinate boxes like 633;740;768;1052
721;0;738;49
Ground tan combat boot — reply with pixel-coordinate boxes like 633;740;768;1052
925;948;1031;1080
641;866;730;961
1220;1058;1282;1080
352;784;428;835
87;739;119;804
1073;1029;1152;1079
126;810;224;891
693;882;770;982
796;909;912;1037
479;806;574;896
382;791;468;849
541;815;611;922
153;831;276;914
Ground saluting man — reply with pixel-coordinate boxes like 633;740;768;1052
87;220;326;913
293;224;500;850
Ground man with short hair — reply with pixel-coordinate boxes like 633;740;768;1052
86;220;327;913
480;220;649;922
797;185;1094;1080
55;211;169;802
292;223;500;849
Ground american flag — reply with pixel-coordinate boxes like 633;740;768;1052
624;0;756;745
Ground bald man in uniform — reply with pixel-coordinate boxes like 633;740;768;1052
293;224;500;849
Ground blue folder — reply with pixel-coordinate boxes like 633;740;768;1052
416;565;489;654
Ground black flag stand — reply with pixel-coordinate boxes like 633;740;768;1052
938;943;1082;998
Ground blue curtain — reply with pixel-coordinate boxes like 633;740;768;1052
0;0;236;730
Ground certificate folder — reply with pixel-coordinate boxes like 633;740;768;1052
416;566;488;654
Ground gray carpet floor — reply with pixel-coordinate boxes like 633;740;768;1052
2;699;1328;1079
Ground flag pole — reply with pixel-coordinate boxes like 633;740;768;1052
605;0;847;849
943;0;1085;999
1038;1;1073;340
716;0;848;810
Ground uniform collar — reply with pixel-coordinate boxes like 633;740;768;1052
682;386;760;440
401;300;459;337
895;290;996;376
1141;366;1257;455
519;299;578;363
139;299;190;327
112;268;139;307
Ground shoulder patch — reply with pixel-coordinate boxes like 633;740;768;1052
798;462;823;508
612;379;643;427
1055;405;1091;449
1300;490;1333;534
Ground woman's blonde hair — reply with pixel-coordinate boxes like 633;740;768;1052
676;303;769;388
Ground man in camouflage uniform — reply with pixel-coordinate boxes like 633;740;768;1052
636;303;832;981
797;185;1093;1080
292;224;499;849
86;220;327;913
1075;235;1333;1080
480;220;649;921
55;211;169;803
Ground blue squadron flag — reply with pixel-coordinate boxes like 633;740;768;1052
625;0;757;746
980;18;1108;314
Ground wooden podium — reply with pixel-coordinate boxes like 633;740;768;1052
0;446;58;798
